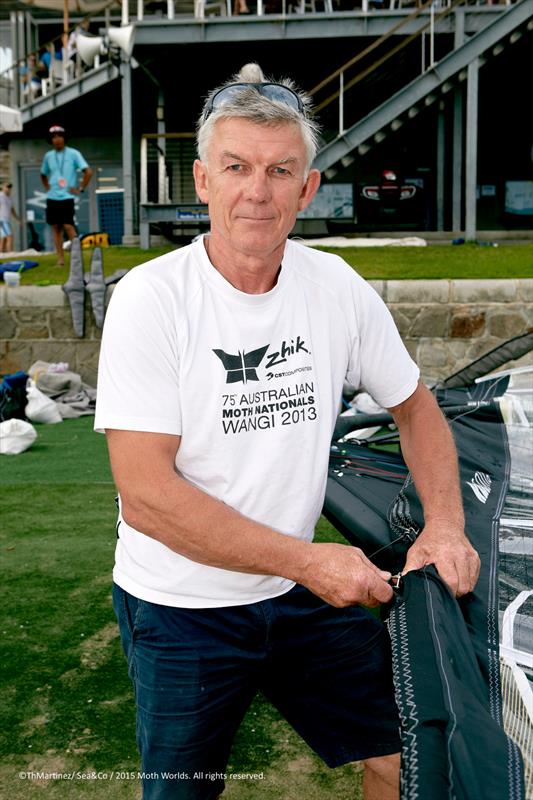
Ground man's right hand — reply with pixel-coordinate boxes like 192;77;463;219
298;543;394;608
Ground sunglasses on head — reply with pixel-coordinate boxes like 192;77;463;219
204;83;304;119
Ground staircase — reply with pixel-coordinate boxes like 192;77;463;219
314;0;533;172
20;61;120;124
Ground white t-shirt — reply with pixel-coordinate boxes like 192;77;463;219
0;191;12;222
95;236;419;608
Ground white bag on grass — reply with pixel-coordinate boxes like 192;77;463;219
0;418;37;455
25;379;62;424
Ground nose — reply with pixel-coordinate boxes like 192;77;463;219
246;169;272;203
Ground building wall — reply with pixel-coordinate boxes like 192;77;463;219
1;280;531;387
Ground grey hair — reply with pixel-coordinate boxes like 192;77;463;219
196;63;321;174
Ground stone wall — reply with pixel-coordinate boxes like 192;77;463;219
1;280;532;387
0;285;104;386
372;279;533;383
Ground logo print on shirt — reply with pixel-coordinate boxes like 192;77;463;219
466;472;492;504
265;336;310;369
213;345;269;385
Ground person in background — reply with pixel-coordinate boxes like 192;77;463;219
0;183;20;254
40;42;63;73
67;16;91;76
233;0;251;12
40;125;92;266
20;54;42;100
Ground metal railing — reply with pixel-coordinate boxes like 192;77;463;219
310;0;466;139
0;0;333;106
0;26;86;109
139;132;198;206
0;0;516;112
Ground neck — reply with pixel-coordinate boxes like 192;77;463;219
204;234;284;294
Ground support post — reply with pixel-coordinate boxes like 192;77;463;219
25;11;32;57
10;12;19;106
465;59;479;242
436;101;445;231
140;137;150;245
17;12;25;101
452;6;465;233
157;90;167;204
452;87;462;232
339;72;344;137
429;1;435;68
121;57;134;241
140;136;148;205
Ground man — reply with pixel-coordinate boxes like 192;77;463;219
95;63;480;800
40;125;92;265
67;16;91;77
0;183;19;253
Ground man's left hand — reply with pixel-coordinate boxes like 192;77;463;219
402;520;480;597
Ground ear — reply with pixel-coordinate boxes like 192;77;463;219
193;159;209;203
298;169;321;212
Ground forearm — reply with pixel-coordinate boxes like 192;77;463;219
106;429;393;607
80;167;92;190
391;383;480;595
392;383;464;527
120;470;311;582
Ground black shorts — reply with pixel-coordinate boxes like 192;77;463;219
46;198;75;226
113;582;401;798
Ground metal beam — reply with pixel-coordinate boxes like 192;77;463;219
465;58;478;241
121;58;134;240
452;85;463;232
436;101;445;231
134;7;508;46
10;12;19;107
451;4;464;232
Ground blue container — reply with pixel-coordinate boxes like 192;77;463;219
96;190;124;245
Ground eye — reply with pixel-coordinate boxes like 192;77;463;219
227;164;245;172
272;166;290;175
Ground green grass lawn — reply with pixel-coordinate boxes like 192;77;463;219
1;417;363;799
4;241;533;285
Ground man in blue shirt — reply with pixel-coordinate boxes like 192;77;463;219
40;125;92;265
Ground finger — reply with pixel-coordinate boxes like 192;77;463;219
450;548;479;596
466;552;481;594
434;561;459;597
370;575;394;605
455;563;471;598
402;552;426;575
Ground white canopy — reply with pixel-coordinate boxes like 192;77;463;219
17;0;116;11
0;104;23;134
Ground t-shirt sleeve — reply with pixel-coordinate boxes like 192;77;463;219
346;275;420;409
94;270;182;435
72;148;89;171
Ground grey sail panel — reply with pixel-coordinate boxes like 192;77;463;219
324;390;527;798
